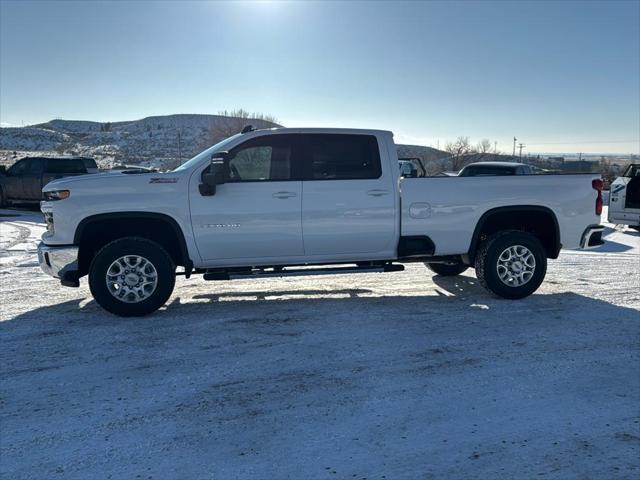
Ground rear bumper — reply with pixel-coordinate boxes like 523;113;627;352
580;225;605;249
607;211;640;226
37;242;80;287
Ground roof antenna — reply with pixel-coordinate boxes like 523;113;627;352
241;124;255;134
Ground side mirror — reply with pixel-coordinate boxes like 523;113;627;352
199;151;229;196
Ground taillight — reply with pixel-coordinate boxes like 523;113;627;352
592;179;603;215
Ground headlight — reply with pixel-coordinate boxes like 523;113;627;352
43;190;70;201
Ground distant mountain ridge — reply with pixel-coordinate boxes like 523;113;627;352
0;114;449;169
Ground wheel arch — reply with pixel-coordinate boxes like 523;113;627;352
468;206;561;263
74;212;193;276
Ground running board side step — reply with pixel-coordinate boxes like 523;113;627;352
203;263;404;281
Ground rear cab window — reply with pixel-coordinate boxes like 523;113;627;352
45;159;87;174
461;166;516;177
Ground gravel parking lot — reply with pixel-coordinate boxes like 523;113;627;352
1;207;639;479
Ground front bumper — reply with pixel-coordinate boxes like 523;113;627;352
580;225;606;249
37;242;80;287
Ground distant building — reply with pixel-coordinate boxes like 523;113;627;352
559;160;598;173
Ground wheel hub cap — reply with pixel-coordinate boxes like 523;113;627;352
106;255;158;303
496;245;536;287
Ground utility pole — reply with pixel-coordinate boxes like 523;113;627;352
494;141;497;154
518;143;525;160
513;137;517;157
177;129;182;165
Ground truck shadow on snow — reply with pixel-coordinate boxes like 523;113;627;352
2;277;637;331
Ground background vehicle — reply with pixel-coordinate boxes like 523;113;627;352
398;157;426;178
458;161;543;176
0;156;94;205
37;127;604;316
608;164;640;230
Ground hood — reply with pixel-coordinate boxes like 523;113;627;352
43;171;181;191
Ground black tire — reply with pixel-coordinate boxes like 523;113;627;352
426;262;469;276
89;237;176;317
0;187;6;208
475;231;547;299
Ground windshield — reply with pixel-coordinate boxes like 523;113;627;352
172;134;242;172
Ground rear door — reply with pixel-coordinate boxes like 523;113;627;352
300;133;396;258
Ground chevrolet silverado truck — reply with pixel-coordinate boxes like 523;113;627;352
37;127;605;316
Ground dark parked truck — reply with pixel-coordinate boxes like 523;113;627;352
0;157;96;206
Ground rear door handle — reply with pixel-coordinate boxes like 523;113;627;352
272;191;297;199
366;189;390;197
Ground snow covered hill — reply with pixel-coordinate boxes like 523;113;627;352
0;114;282;169
0;114;450;170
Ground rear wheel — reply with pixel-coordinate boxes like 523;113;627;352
426;262;468;276
475;231;546;299
89;237;176;316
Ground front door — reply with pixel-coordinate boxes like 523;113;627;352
21;158;45;200
300;133;397;257
190;134;304;263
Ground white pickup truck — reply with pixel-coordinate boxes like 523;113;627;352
37;127;605;316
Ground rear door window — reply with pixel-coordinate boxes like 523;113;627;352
301;134;381;180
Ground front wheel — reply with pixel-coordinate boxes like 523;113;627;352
426;262;468;276
475;231;547;299
89;237;176;316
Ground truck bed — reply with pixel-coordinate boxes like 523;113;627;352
400;174;601;255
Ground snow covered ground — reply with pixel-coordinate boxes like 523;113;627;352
1;207;638;479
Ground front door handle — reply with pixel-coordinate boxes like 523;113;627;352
273;191;297;199
366;189;390;197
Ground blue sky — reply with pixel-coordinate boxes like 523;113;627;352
1;0;638;154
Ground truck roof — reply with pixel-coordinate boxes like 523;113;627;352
245;127;394;136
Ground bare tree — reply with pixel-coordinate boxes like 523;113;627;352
205;109;280;146
444;136;476;170
476;139;493;154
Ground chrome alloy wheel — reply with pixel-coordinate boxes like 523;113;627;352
496;245;536;287
106;255;158;303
